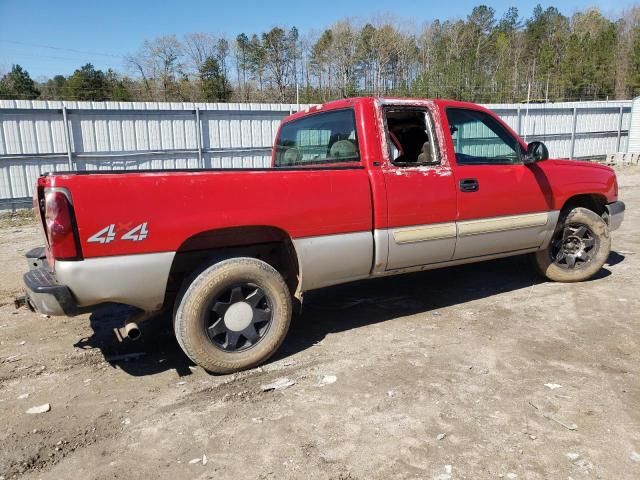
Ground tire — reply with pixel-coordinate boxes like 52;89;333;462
174;257;292;373
533;207;611;282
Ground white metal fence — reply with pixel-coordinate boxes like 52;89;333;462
0;98;633;210
628;96;640;154
491;101;632;159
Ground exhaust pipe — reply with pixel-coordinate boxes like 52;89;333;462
114;309;162;342
123;322;141;341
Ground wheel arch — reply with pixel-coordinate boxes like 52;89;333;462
560;193;608;216
166;225;302;307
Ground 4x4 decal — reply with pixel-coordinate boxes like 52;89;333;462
121;223;148;242
87;223;148;244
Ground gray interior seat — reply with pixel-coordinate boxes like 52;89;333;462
283;147;302;165
329;140;357;159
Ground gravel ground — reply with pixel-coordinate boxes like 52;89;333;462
1;167;639;480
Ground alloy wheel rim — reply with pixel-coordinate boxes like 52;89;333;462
205;283;273;352
550;222;598;269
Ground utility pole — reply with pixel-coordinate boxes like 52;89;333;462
524;82;531;142
545;74;550;103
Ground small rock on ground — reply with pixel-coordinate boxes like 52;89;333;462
544;383;562;390
26;403;50;414
320;374;337;385
261;377;295;392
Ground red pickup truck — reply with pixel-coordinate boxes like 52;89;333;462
22;97;625;373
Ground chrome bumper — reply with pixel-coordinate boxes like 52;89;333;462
606;201;625;232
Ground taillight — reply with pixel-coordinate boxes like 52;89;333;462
44;189;82;260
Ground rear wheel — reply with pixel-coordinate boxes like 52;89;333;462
533;207;610;282
174;258;292;373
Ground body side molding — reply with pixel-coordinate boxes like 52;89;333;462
454;211;559;260
392;222;457;244
458;212;551;237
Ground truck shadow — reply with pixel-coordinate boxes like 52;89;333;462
271;253;616;363
74;305;195;377
73;252;620;377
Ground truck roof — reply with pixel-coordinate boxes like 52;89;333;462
282;96;479;124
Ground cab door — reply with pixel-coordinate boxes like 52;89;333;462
380;106;458;270
442;105;556;260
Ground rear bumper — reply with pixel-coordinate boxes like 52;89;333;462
22;247;77;316
21;247;174;315
606;201;625;232
23;267;77;316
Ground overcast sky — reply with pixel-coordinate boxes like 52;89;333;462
0;0;636;79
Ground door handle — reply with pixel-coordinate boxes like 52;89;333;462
459;178;479;192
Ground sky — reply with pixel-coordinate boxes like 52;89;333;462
0;0;636;79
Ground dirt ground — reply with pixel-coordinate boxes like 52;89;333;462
1;168;639;480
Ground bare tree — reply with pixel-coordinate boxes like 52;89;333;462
311;29;332;99
262;27;295;101
234;33;250;100
183;33;217;73
126;35;185;101
331;21;359;97
614;6;640;98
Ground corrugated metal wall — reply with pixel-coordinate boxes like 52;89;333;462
0;99;633;210
628;97;640;153
489;101;631;158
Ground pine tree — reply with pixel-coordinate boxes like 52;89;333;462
64;64;109;100
199;56;232;101
0;64;40;99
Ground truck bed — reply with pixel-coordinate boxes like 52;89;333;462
39;166;374;259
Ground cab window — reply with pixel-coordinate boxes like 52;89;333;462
384;108;439;166
274;109;360;167
446;108;521;165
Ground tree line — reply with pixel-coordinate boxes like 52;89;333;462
1;4;639;104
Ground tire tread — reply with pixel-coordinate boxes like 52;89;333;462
533;207;610;283
174;257;292;373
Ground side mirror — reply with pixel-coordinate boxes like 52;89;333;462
524;141;549;164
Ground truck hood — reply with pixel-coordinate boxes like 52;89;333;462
546;158;614;173
535;158;618;206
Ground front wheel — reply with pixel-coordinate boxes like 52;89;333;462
533;207;611;282
174;257;292;373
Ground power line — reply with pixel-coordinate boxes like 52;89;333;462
0;40;124;59
1;51;123;64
